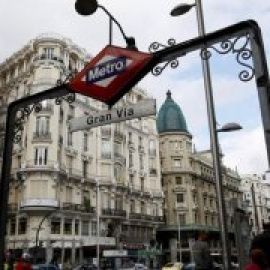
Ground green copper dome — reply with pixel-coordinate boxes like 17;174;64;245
157;91;188;134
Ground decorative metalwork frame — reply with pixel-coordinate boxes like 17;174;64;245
149;39;179;76
149;33;255;82
13;70;77;143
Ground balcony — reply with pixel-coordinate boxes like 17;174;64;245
102;208;126;218
8;203;18;214
20;198;59;211
67;168;81;180
114;152;126;164
32;132;52;142
101;128;111;137
128;141;135;150
114;130;125;141
62;203;95;214
101;152;112;159
149;168;157;176
129;212;148;220
33;54;64;64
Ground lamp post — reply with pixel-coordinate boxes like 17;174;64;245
96;179;100;270
75;0;137;50
171;2;242;269
177;214;182;263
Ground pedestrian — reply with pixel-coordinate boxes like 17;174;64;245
250;222;270;267
192;231;213;270
14;257;32;270
244;249;267;270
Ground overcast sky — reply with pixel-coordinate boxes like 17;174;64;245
1;0;270;175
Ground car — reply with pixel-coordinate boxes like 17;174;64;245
162;262;184;270
134;263;148;270
32;264;59;270
73;263;98;270
182;263;195;270
120;263;148;270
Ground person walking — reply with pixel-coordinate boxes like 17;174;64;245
192;231;213;270
250;222;270;267
14;257;32;270
244;249;268;270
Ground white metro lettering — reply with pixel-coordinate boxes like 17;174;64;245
87;56;127;84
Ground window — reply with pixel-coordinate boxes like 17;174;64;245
10;218;16;235
176;177;182;185
34;147;48;165
64;219;72;235
83;160;89;178
75;219;79;235
83;133;88;151
114;141;122;157
130;200;135;213
91;222;97;236
129;151;133;168
176;193;184;203
101;139;111;156
139;154;144;170
51;218;61;234
36;116;49;135
141;201;146;214
174;159;181;168
82;221;89;236
66;186;73;203
179;214;186;225
67;131;73;146
149;140;156;155
18;217;27;235
43;47;54;59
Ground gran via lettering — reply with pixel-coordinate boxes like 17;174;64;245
86;56;127;84
87;107;134;125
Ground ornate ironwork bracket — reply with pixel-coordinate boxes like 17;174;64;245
13;103;42;143
13;70;77;143
149;39;179;76
200;34;254;82
149;33;255;82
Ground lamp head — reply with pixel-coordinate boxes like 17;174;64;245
125;37;138;51
217;122;243;133
75;0;99;16
170;3;195;17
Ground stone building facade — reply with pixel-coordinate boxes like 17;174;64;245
0;33;164;265
156;91;243;263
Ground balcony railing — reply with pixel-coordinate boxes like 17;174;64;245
102;208;126;217
62;203;95;214
20;198;59;209
8;203;18;213
114;130;125;141
33;132;52;141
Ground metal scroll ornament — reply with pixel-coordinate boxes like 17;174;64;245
13;103;42;143
149;38;179;76
200;34;254;82
55;69;77;104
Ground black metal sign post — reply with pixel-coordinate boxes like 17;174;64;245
0;19;269;268
0;85;72;267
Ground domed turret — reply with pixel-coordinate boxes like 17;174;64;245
157;90;189;134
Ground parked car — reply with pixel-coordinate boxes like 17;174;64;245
162;262;184;270
182;263;195;270
121;263;148;270
73;263;97;270
32;264;59;270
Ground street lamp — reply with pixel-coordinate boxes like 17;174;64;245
75;0;137;50
170;2;241;269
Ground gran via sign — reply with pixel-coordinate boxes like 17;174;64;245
69;99;156;132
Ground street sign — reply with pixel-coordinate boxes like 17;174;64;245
69;99;156;132
68;45;153;106
103;249;128;257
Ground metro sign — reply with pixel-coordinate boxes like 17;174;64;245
68;45;153;106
